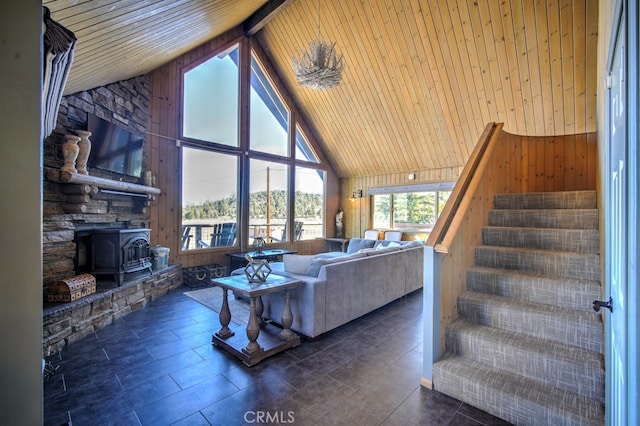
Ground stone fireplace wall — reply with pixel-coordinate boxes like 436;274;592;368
42;76;152;290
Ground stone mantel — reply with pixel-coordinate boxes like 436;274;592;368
46;169;161;196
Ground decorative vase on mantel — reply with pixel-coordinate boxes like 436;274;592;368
75;130;92;175
61;134;81;173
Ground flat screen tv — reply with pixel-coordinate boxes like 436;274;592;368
87;113;143;178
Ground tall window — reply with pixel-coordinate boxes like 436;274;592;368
250;54;289;156
183;46;239;147
181;148;238;249
295;167;325;240
372;188;452;233
249;159;289;243
180;42;327;250
295;124;319;163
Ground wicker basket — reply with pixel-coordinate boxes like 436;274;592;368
183;264;227;288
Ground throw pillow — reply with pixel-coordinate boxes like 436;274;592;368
283;254;315;275
346;238;376;254
357;247;376;254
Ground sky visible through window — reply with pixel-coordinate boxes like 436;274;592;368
182;48;323;207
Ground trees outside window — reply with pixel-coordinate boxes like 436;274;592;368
373;190;452;233
181;148;239;249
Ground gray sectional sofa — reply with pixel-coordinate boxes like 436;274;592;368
234;238;424;338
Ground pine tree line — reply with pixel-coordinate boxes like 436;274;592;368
182;190;323;220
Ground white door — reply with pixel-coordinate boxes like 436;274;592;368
604;2;637;423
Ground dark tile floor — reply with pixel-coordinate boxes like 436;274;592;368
44;286;510;426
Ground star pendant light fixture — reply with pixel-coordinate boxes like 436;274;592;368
291;0;344;90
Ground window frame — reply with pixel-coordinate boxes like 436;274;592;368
370;182;455;232
178;38;329;252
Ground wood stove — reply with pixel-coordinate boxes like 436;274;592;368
90;228;152;286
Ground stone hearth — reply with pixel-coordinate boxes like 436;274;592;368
43;265;182;356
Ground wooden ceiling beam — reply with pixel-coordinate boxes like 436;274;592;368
244;0;294;36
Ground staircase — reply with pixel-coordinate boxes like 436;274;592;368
432;190;605;425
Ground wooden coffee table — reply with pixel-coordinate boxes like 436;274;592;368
210;274;302;366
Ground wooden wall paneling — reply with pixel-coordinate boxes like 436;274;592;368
477;1;509;130
511;133;520;192
421;0;463;165
455;0;487;144
456;0;491;137
166;59;179;253
415;0;461;168
406;1;449;156
155;62;173;252
371;3;417;170
396;1;432;167
432;1;473;153
467;1;500;123
511;132;522;192
148;72;162;248
369;2;412;172
573;0;588;134
547;0;565;135
575;132;589;190
544;136;555;192
585;0;598;132
534;0;554;135
532;135;545;192
331;6;385;175
522;1;544;133
488;0;519;136
554;135;566;191
586;132;598;189
563;133;577;190
510;1;536;136
436;135;497;353
523;135;532;191
519;134;530;192
560;0;576;135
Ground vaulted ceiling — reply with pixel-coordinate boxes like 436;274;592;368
44;0;599;179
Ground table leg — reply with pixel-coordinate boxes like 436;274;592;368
242;297;263;355
279;289;297;341
214;288;234;339
256;295;265;327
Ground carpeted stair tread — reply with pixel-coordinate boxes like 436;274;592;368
466;266;601;312
437;191;604;425
433;354;604;426
482;226;600;253
488;209;598;229
457;291;603;353
493;191;597;210
445;319;604;400
474;245;600;281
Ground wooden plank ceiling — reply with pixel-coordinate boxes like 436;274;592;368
44;0;598;179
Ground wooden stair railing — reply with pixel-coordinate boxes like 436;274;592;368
425;122;501;252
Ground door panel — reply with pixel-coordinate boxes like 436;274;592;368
606;9;627;426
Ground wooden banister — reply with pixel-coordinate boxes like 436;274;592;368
426;122;501;251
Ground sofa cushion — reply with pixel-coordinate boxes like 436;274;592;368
366;245;401;255
398;240;423;249
357;247;377;254
283;254;315;274
346;238;376;254
373;240;402;249
305;253;366;277
315;251;348;260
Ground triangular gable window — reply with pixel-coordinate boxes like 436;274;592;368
295;124;319;163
